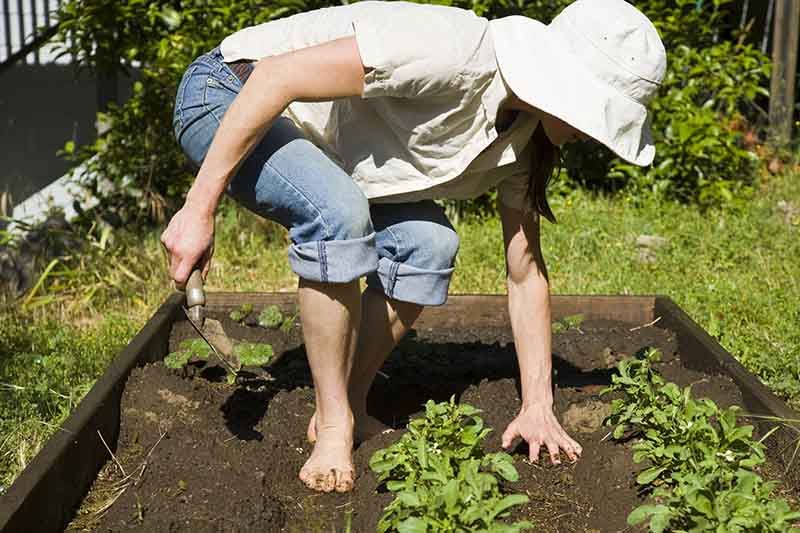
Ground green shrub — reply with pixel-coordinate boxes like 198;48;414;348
565;40;769;207
54;0;346;223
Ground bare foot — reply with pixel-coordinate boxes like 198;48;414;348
307;412;393;444
298;422;355;493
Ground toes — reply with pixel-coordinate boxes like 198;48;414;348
300;467;332;492
321;469;336;492
301;464;350;493
335;468;355;492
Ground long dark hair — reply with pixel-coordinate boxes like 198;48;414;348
527;123;560;224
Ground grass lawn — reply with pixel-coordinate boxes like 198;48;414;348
0;168;798;490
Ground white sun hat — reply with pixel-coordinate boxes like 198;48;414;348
490;0;667;166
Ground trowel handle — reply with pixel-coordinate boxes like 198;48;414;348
185;269;206;308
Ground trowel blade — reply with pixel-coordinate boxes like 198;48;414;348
182;307;240;373
202;318;240;370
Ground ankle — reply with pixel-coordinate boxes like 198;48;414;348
314;409;354;431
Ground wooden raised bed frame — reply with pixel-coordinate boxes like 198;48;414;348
1;294;797;532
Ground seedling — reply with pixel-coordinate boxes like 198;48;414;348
164;339;212;369
257;305;283;329
370;397;533;532
603;348;800;531
229;303;253;323
164;339;273;384
279;312;298;333
551;314;584;334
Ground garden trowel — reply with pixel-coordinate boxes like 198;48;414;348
183;269;241;373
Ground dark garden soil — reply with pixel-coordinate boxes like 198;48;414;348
69;313;792;532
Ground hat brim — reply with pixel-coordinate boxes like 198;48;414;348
491;16;655;166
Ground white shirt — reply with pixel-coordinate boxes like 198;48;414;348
220;1;534;209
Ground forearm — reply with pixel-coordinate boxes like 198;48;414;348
508;270;552;407
185;36;366;215
186;56;293;215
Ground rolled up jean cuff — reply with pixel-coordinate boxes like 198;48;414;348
288;232;378;283
366;257;454;306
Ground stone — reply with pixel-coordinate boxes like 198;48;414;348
635;234;670;249
776;200;799;226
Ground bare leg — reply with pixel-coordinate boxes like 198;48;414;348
297;278;360;493
309;288;423;443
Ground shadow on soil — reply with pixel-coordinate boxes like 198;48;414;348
216;332;616;444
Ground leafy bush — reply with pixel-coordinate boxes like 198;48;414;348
54;0;345;223
370;397;533;532
603;348;800;532
565;39;769;207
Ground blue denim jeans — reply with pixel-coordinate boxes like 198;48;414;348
172;47;459;305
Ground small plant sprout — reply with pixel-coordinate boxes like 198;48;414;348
279;312;298;333
603;348;800;531
370;397;533;532
164;339;273;383
229;303;253;323
163;339;212;369
257;305;283;329
233;343;273;367
551;314;585;334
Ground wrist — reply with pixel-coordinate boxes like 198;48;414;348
521;398;553;411
521;385;553;409
185;183;220;219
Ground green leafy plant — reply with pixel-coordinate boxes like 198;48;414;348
257;305;284;329
370;397;533;532
164;339;273;382
229;303;253;323
234;342;274;366
603;349;800;532
551;314;584;334
164;338;212;369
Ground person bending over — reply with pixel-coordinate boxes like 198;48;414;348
161;0;666;493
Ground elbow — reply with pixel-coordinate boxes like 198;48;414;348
251;56;295;106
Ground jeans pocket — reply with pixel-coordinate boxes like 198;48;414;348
202;75;238;123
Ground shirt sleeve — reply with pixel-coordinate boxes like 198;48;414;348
496;171;532;212
351;4;486;98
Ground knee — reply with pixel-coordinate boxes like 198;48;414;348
416;224;460;271
325;193;372;241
